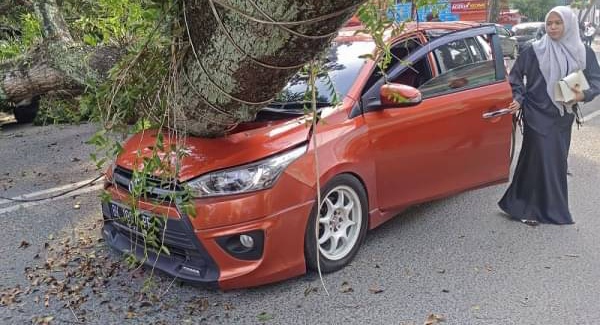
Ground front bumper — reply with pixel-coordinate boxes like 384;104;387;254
101;201;220;287
101;184;314;289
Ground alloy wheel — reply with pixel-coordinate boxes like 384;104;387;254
317;185;362;261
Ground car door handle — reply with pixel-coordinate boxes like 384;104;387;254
482;108;513;119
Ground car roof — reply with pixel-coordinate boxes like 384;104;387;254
336;21;490;43
512;22;545;29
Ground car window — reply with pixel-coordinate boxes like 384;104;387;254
419;37;496;98
389;38;423;69
496;27;506;37
362;37;423;92
390;57;432;88
497;27;512;37
274;41;375;104
465;37;487;62
433;39;475;73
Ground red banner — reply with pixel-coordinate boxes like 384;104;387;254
450;0;488;14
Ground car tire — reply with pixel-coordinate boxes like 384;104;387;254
13;98;39;124
304;174;368;273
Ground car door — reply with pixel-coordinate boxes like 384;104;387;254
360;26;513;212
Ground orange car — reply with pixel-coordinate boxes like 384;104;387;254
101;23;513;290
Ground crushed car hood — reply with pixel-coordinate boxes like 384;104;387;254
115;119;310;182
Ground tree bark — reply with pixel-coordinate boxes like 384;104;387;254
0;43;123;104
173;0;365;137
33;0;73;43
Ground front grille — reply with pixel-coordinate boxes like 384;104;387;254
112;219;197;251
101;201;219;284
112;166;184;202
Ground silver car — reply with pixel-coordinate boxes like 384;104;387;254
495;25;518;58
511;22;545;53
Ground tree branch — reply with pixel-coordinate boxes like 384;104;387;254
33;0;73;43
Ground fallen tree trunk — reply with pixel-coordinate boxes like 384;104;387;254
1;0;366;137
0;43;122;104
174;0;365;137
1;0;122;106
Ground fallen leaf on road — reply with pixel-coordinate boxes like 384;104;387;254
340;282;354;293
369;287;384;294
424;313;445;325
139;301;153;308
257;312;273;322
0;286;23;306
19;240;30;248
304;286;318;296
33;315;54;325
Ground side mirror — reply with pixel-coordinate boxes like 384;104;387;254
380;83;422;107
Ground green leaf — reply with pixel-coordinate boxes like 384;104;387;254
83;34;98;46
257;312;273;322
160;245;170;256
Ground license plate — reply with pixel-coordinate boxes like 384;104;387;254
109;202;156;230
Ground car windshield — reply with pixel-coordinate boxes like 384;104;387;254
270;41;375;108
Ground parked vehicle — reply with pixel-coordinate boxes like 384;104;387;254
1;25;38;124
511;22;545;52
101;23;514;289
495;24;518;58
0;97;39;124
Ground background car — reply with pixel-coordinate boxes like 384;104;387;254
101;23;514;290
511;22;545;52
495;24;518;58
1;25;39;124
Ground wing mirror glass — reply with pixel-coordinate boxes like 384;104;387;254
380;83;422;107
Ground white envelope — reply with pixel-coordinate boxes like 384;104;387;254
554;70;589;103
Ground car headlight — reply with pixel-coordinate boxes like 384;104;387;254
186;144;307;197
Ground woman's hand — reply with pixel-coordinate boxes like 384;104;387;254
508;100;521;113
571;86;585;102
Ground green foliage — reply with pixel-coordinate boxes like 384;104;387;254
511;0;560;22
67;0;164;46
79;2;177;133
0;1;30;31
0;13;43;61
34;95;87;125
83;46;166;130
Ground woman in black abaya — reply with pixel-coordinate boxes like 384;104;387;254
499;6;600;225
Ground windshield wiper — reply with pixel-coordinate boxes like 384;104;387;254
267;100;331;110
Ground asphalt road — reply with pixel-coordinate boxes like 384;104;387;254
0;103;599;324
